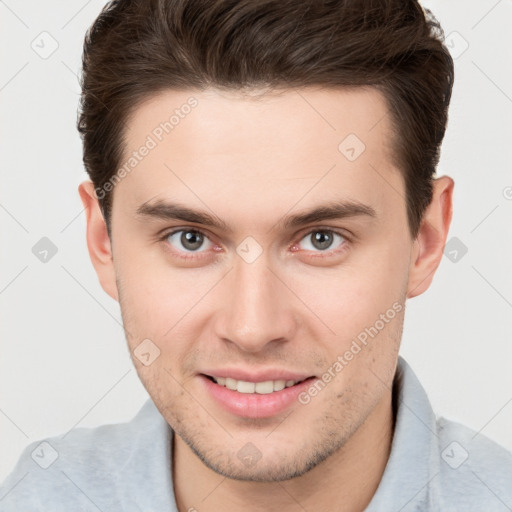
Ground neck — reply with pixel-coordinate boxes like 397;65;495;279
173;391;394;512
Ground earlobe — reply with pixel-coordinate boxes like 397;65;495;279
78;181;119;302
406;176;454;299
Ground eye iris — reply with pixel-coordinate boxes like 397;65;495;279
181;231;203;251
311;231;333;250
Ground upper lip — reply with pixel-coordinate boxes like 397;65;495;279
200;368;314;382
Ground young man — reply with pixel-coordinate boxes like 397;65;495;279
2;0;511;510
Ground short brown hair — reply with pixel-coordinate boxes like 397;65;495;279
77;0;454;239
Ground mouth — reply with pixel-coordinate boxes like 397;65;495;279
203;375;309;394
200;373;317;418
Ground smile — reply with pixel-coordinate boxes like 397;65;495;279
208;376;307;394
201;373;316;418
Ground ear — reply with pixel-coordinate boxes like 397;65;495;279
407;175;454;299
78;181;119;302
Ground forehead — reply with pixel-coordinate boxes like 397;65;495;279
116;86;402;230
124;86;393;158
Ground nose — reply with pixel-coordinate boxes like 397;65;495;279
214;254;297;353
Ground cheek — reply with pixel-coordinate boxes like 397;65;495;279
284;246;407;339
116;265;211;380
116;249;204;328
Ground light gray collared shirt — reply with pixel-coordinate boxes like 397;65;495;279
1;356;511;511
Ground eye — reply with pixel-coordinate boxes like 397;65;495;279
295;229;347;253
165;229;214;253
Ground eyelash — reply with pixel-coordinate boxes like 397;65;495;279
158;227;351;261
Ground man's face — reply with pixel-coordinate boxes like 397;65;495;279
109;87;413;481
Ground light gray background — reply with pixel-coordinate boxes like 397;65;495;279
1;0;511;482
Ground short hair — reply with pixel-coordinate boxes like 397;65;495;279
77;0;454;239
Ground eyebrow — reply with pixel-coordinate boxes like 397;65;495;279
135;198;377;232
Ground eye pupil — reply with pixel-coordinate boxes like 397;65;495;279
181;231;203;251
311;231;333;250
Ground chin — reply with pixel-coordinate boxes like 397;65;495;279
181;430;342;483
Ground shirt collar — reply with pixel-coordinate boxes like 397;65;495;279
364;355;441;511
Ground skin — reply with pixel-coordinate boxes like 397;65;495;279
79;86;453;512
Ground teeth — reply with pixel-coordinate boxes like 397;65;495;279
212;377;300;393
254;381;273;394
237;381;255;393
273;380;285;391
225;378;237;390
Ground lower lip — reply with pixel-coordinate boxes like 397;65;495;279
200;375;315;419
